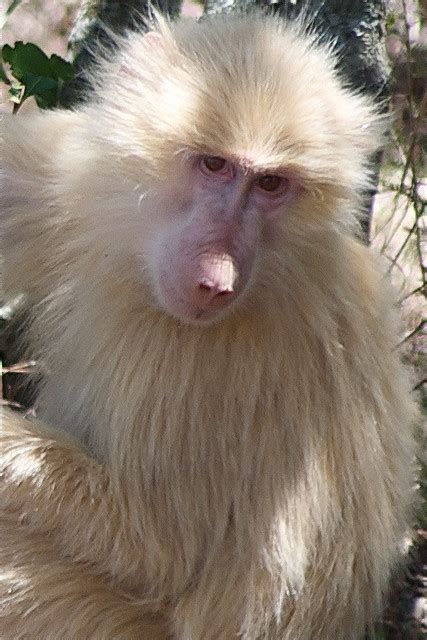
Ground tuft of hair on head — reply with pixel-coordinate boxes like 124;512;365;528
83;11;386;227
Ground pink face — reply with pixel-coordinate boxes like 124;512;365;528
146;153;297;324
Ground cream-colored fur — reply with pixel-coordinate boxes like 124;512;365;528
0;13;416;640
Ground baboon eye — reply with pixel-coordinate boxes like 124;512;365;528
256;174;288;193
201;156;227;173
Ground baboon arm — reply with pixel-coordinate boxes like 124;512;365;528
0;514;169;640
0;409;170;638
0;410;144;591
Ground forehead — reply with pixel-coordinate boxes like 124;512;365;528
167;19;337;169
104;16;354;186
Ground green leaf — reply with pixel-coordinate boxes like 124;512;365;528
2;42;75;109
34;89;59;109
2;42;74;82
49;54;74;82
20;73;59;109
2;42;52;82
23;73;57;98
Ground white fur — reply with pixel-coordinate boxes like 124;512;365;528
0;13;416;640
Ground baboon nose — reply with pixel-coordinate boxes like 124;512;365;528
198;278;234;298
194;253;238;308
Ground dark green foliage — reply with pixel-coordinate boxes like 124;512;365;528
2;42;74;109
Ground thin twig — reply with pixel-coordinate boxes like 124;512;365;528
413;378;427;392
398;319;426;346
399;285;426;302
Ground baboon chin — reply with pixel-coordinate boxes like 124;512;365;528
0;12;416;640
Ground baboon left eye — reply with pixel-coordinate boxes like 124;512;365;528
256;174;288;193
201;156;227;173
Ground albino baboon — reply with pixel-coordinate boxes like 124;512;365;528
0;12;416;640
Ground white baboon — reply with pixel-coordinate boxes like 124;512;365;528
0;13;416;640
